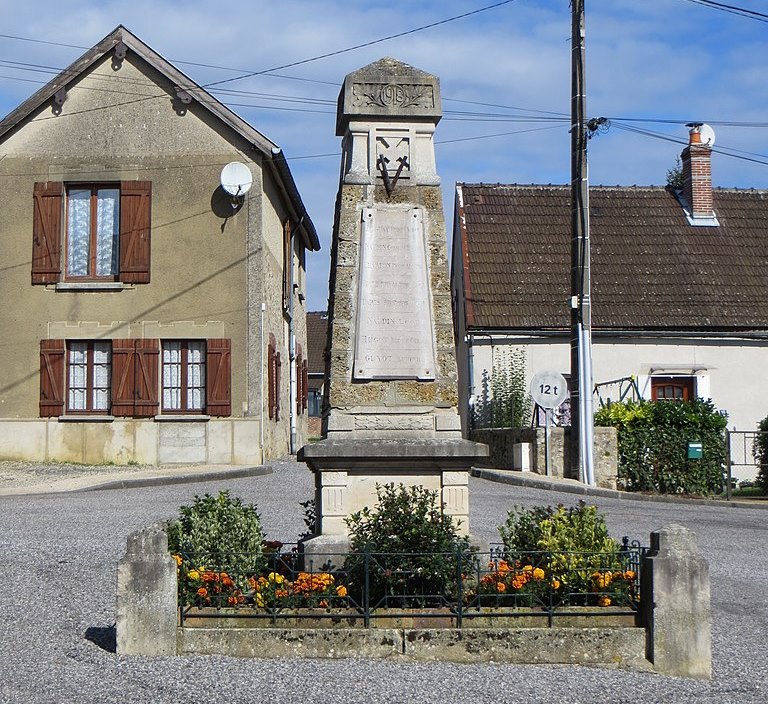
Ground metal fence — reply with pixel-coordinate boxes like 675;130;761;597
177;539;646;629
726;430;768;497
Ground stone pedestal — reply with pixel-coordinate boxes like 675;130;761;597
640;524;712;679
300;58;487;554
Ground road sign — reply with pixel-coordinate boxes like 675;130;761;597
531;371;568;409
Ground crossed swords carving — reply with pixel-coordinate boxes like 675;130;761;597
377;154;409;196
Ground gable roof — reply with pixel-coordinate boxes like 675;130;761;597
0;25;319;251
455;183;768;333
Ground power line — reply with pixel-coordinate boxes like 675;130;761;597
681;0;768;22
201;0;519;89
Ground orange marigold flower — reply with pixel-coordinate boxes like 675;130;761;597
496;582;506;593
336;585;348;598
497;560;510;573
624;570;636;581
551;579;561;590
197;587;208;598
532;568;545;581
598;596;612;607
522;565;533;573
172;554;182;566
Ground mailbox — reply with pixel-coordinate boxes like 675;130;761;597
687;441;703;460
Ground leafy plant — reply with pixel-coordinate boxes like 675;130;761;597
595;398;727;495
754;414;768;493
345;483;472;607
497;502;630;600
167;490;266;589
473;347;532;428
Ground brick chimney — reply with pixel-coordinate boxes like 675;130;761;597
681;125;714;220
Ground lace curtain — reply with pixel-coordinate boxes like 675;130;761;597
66;188;119;277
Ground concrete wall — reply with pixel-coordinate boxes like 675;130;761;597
0;51;310;462
471;426;618;489
0;417;261;465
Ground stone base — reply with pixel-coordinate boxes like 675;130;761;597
298;437;488;537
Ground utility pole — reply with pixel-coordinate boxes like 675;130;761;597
569;0;595;485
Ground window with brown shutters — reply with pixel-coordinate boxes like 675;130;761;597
31;181;151;285
295;344;303;416
302;359;309;412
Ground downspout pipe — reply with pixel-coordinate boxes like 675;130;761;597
288;220;298;455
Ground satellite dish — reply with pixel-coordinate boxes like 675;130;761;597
698;123;716;147
220;162;253;198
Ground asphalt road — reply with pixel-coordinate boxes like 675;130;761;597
0;457;766;703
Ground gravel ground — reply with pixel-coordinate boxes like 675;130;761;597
0;456;766;704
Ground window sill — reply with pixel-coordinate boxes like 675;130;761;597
58;415;115;422
154;415;211;422
53;282;132;291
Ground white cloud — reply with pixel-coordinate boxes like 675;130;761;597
0;0;766;309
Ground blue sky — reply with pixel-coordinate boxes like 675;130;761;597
1;0;766;311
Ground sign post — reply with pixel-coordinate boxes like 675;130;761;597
531;372;569;478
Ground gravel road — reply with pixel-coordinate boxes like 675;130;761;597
0;456;766;704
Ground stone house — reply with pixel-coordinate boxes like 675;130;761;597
0;26;319;464
451;128;768;437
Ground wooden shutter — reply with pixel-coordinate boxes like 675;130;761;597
206;339;231;417
302;359;309;411
111;338;159;417
134;339;159;417
268;335;276;421
32;182;63;284
39;339;65;417
119;181;152;284
111;339;136;417
275;351;282;421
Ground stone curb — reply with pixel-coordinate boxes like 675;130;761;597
0;465;273;497
471;467;768;510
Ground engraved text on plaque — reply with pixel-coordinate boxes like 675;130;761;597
353;208;435;380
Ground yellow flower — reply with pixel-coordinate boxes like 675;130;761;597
522;565;533;573
336;585;348;598
624;570;636;581
187;570;200;581
532;568;545;581
592;571;612;589
255;593;265;607
598;596;612;607
267;572;286;584
172;554;182;566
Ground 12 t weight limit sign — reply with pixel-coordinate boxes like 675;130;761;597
531;371;568;410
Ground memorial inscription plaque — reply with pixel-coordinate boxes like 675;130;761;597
353;207;435;380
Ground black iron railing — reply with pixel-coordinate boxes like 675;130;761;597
176;539;646;628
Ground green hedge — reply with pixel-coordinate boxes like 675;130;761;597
755;414;768;493
595;399;727;495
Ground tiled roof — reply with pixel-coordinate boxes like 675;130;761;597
306;311;328;375
456;184;768;331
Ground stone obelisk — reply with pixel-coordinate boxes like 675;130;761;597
299;58;487;559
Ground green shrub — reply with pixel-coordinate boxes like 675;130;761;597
167;490;266;581
345;483;471;607
595;398;727;495
754;414;768;493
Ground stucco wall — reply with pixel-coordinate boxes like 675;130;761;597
462;335;768;432
0;50;309;462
